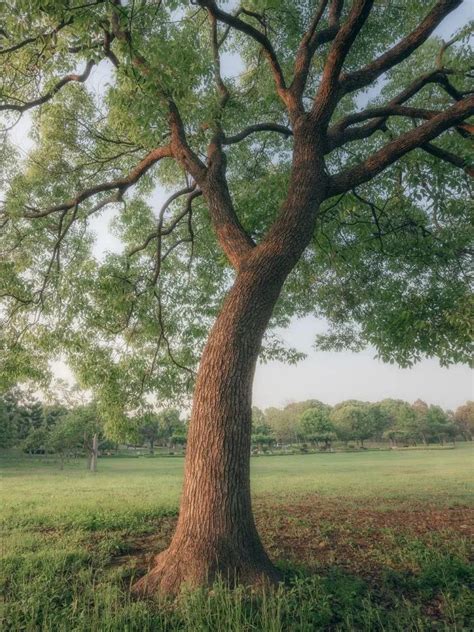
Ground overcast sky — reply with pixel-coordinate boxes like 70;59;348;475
7;2;473;410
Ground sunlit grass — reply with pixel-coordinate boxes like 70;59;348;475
1;444;472;630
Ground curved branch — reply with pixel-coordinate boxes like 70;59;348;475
195;0;289;106
0;19;73;55
328;95;474;195
0;60;95;113
127;185;199;257
223;123;292;145
23;145;172;218
327;69;468;151
340;0;462;95
331;104;472;137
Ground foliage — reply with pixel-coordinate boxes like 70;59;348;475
138;408;184;452
454;401;474;440
300;402;335;447
0;1;472;429
330;400;383;446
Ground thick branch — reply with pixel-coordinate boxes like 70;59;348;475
340;0;462;94
0;61;95;113
312;0;374;124
23;145;172;218
331;104;472;136
327;69;467;151
328;96;474;195
290;0;343;100
421;142;474;177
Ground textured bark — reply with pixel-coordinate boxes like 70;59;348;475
133;132;327;596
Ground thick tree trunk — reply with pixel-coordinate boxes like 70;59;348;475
133;130;326;596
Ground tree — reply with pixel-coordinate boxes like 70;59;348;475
47;411;85;468
424;404;455;444
330;400;379;446
0;391;21;449
1;1;472;595
454;401;474;440
300;402;335;448
59;404;103;471
138;408;183;453
412;399;430;443
138;412;163;455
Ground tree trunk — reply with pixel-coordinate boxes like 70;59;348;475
133;129;326;596
89;433;98;472
132;265;284;595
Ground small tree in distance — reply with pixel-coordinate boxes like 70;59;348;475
300;402;335;449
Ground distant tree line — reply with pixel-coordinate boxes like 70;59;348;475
0;388;187;469
1;388;472;463
252;399;474;452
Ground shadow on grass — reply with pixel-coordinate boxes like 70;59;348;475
2;532;472;632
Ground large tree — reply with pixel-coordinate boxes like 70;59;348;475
1;0;472;595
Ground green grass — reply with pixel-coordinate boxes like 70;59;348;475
1;444;473;631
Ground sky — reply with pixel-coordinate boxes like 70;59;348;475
6;2;473;411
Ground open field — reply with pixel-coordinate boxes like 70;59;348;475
1;445;473;631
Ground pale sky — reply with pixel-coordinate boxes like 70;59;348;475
5;2;473;410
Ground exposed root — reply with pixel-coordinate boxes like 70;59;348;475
131;541;282;598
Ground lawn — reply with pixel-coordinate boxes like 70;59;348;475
1;445;473;631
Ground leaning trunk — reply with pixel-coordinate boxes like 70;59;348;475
133;258;288;595
133;131;326;596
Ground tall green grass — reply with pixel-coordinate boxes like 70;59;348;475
1;444;472;630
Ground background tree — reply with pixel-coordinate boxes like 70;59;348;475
300;402;335;448
59;404;103;471
454;401;474;440
138;412;163;455
412;399;430;444
0;391;21;449
47;411;86;468
424;404;456;444
0;0;472;595
330;400;379;446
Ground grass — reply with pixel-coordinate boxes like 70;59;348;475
1;444;473;631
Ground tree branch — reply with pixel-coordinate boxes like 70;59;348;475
22;145;172;218
328;95;474;195
312;0;374;124
327;68;467;151
340;0;463;94
291;0;343;101
195;0;290;108
0;60;95;113
421;142;474;177
223;122;292;145
0;18;73;55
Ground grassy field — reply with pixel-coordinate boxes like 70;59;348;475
1;445;473;631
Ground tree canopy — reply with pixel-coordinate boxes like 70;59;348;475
1;1;472;430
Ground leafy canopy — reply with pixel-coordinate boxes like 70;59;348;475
1;1;472;428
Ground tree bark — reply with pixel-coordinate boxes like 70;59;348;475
133;129;326;596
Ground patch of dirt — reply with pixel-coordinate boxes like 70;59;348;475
255;495;474;578
109;496;474;581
